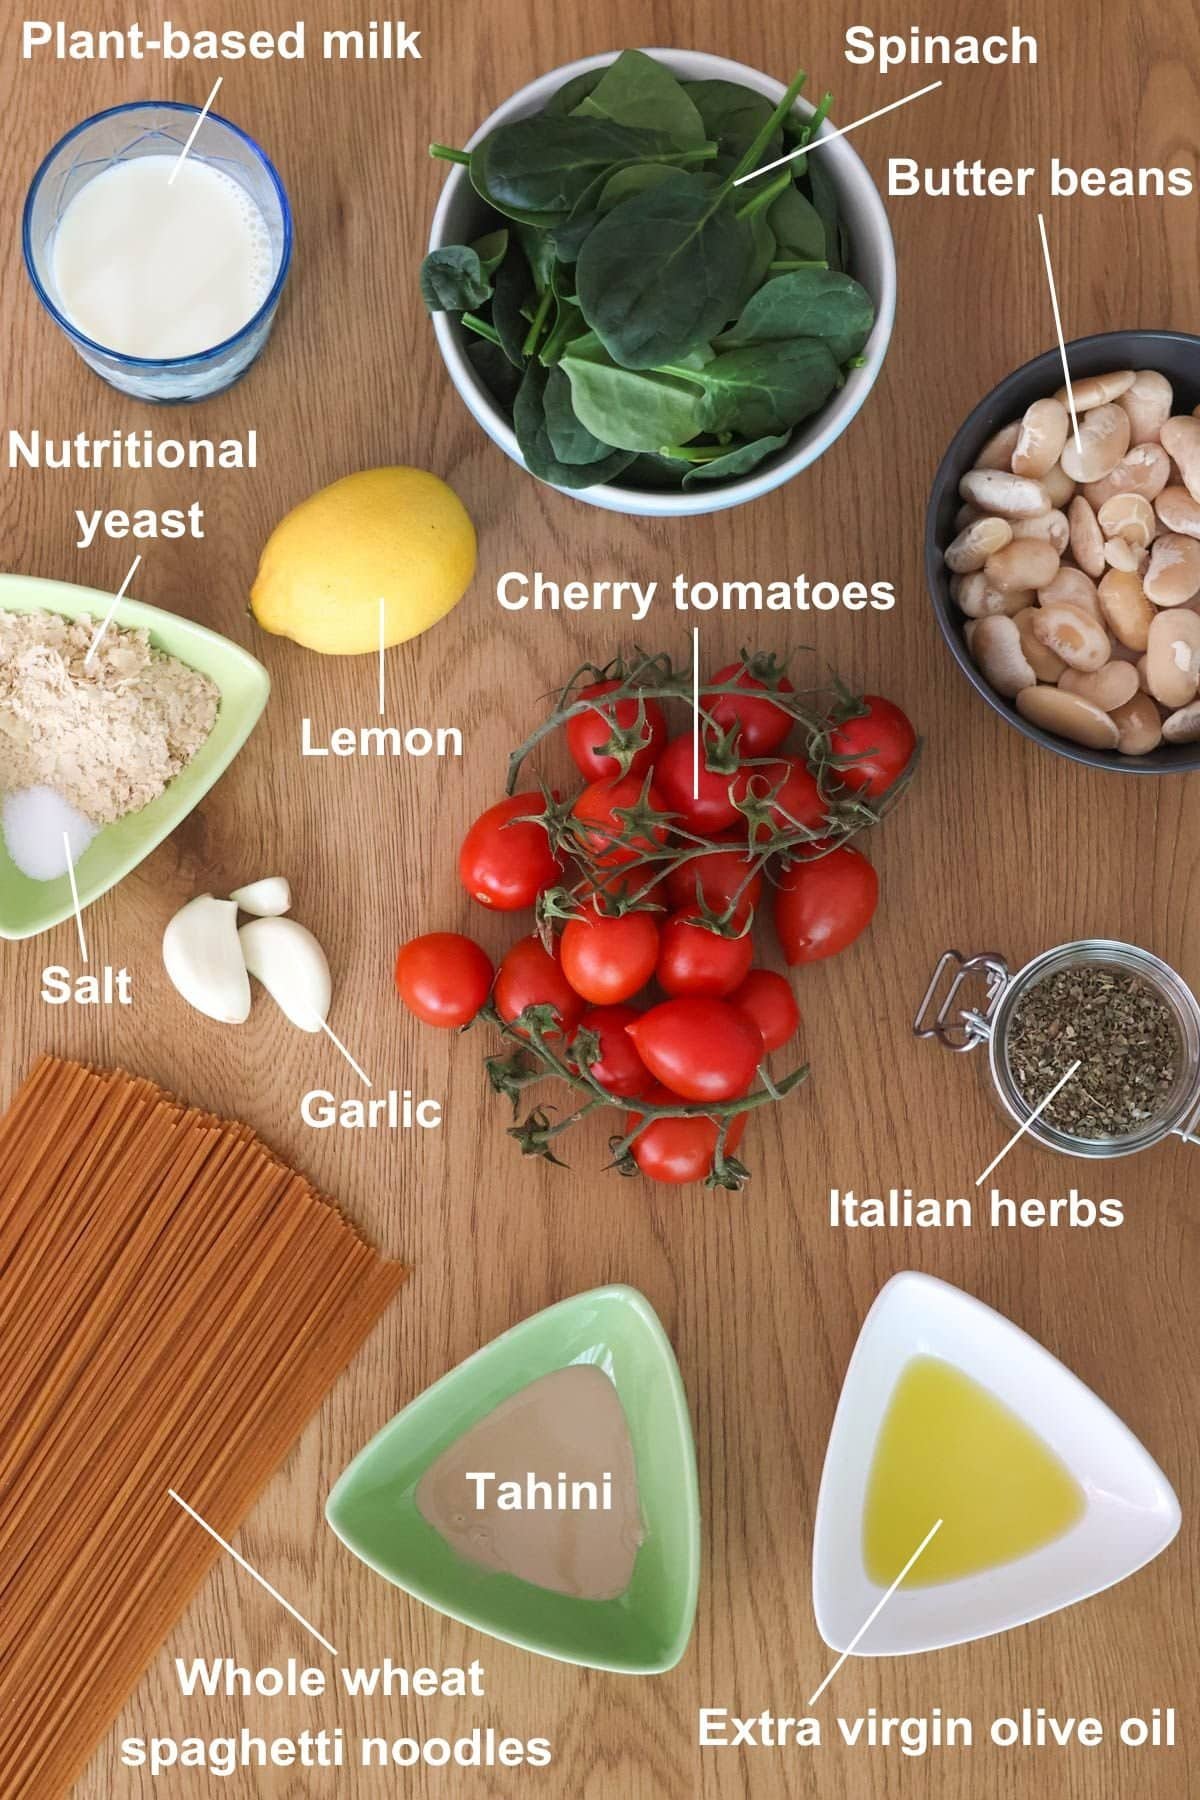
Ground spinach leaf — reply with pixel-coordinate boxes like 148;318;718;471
514;222;556;294
467;337;523;411
543;364;618;464
736;213;776;312
626;452;689;488
471;118;691;225
544;69;605;115
514;362;636;488
768;186;826;263
678;433;790;485
662;337;840;437
574;50;707;149
683;80;784;166
806;156;843;271
576;172;752;369
597;162;682;211
491;240;536;367
560;334;718;451
716;268;874;364
420;231;509;313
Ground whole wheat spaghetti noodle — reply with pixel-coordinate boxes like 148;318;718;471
0;1057;407;1797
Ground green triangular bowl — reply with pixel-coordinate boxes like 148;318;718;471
0;573;270;940
325;1285;700;1674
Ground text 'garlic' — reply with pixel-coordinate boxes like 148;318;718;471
239;917;332;1033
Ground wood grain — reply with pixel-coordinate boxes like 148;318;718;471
1;1;1196;1794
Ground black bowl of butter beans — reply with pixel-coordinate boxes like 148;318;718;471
926;330;1200;774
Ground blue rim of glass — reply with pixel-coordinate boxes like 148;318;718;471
21;99;294;369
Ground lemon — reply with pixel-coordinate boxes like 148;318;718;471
250;467;476;655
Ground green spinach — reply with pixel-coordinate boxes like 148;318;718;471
717;268;874;364
560;334;718;451
514;361;636;487
574;50;707;147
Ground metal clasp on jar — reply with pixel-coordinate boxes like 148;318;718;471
913;949;1011;1052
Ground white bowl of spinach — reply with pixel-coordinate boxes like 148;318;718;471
423;48;895;515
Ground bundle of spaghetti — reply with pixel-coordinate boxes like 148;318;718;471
0;1056;407;1797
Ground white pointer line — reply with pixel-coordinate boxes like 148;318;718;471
84;555;142;668
168;1488;339;1657
63;835;88;963
975;1058;1081;1188
807;1518;943;1707
316;1014;374;1088
735;80;944;186
1036;212;1083;456
692;626;701;800
168;78;224;185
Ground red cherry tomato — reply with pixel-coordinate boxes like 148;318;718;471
664;836;762;922
572;775;670;869
733;755;826;843
560;904;660;1005
657;910;754;998
828;696;917;797
729;969;800;1052
625;1083;748;1184
571;1005;650;1098
578;864;668;913
709;660;795;754
626;998;763;1101
566;680;668;781
653;734;740;835
459;793;563;910
773;846;879;966
394;932;493;1029
493;936;584;1036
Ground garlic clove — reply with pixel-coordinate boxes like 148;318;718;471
162;896;252;1024
238;917;332;1033
230;876;292;918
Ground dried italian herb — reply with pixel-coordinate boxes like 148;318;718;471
1007;966;1180;1139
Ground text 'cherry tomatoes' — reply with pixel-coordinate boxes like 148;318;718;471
654;733;740;835
773;845;879;966
561;905;659;1005
573;775;669;869
664;837;762;922
729;969;800;1052
459;793;563;911
572;1006;649;1098
625;1083;747;1184
709;661;795;755
566;680;668;782
626;997;763;1102
657;910;754;998
395;933;493;1029
828;696;916;798
494;936;583;1036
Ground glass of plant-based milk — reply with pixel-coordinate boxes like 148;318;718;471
22;101;292;402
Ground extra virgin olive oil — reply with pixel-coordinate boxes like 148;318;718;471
863;1356;1085;1587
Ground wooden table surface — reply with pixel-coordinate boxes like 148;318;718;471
2;1;1196;1794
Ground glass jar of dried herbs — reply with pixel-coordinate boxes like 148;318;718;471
915;940;1200;1159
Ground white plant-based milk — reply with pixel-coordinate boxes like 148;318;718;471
51;154;274;359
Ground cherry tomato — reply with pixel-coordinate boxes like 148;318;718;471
654;733;740;834
571;1005;650;1098
729;969;800;1052
566;680;668;781
573;775;669;869
579;864;668;913
625;1083;748;1184
459;793;563;911
709;660;795;754
560;905;660;1005
828;696;917;798
394;932;493;1029
626;998;763;1102
664;836;762;922
773;845;879;966
733;755;826;843
657;910;754;998
493;936;584;1036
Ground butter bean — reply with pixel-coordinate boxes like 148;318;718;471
1144;532;1200;607
1016;684;1120;749
1032;603;1112;671
1111;692;1164;755
976;421;1021;470
945;515;1012;574
1155;487;1200;540
1098;492;1156;548
1058;661;1139;711
1061;405;1132;484
1014;607;1066;680
1098;569;1154;651
1039;565;1102;619
1162;700;1200;743
1067;496;1106;578
953;571;1029;618
1056;370;1135;410
1118;370;1174;444
959;468;1052;518
1161;416;1200;503
1145;609;1200;707
969;614;1037;698
1042;463;1077;507
1011;508;1070;553
1082;443;1171;508
985;538;1060;592
1103;537;1149;575
1013;398;1070;479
